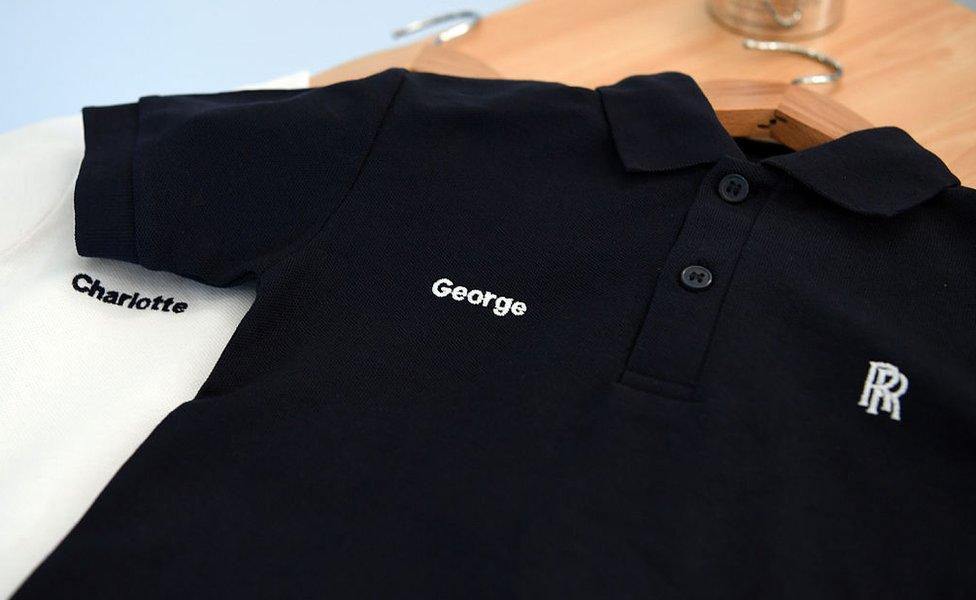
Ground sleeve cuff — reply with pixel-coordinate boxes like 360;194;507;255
74;103;139;263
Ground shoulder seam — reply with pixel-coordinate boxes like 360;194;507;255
254;69;408;280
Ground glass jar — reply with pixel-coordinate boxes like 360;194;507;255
707;0;844;39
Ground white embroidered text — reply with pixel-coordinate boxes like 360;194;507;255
859;361;907;421
431;278;527;317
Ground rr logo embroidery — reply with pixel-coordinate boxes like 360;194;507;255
858;361;908;421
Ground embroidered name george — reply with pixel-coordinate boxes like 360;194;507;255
72;273;188;313
431;277;527;317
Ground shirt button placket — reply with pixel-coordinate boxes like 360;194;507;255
620;159;770;400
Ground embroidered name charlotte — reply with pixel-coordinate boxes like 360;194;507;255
72;273;188;313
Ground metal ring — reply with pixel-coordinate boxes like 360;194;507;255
392;10;482;45
743;38;843;85
763;0;803;28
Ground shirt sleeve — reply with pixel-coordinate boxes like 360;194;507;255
74;68;405;285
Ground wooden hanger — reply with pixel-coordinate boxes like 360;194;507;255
705;39;871;150
312;12;499;87
702;80;872;150
312;39;498;86
311;9;871;151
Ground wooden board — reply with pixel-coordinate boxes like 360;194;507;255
312;0;976;185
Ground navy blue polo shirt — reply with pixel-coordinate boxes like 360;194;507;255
17;70;976;598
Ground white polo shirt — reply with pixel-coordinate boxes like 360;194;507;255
0;71;309;598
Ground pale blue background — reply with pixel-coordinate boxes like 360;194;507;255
0;1;515;133
3;1;973;134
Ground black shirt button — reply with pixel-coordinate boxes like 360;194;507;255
718;173;749;203
680;265;713;291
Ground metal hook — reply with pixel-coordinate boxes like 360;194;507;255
743;38;843;85
392;10;482;45
763;0;803;28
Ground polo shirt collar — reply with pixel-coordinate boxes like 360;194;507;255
597;72;959;217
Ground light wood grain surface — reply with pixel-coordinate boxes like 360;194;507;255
313;0;976;186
